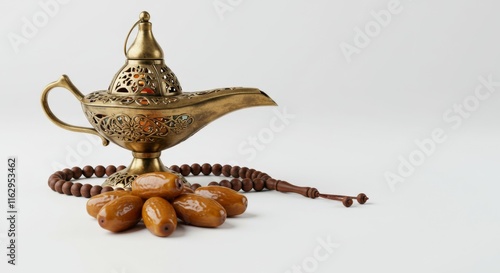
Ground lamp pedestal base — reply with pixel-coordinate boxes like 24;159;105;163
102;152;189;189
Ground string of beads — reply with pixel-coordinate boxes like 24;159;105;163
47;163;368;207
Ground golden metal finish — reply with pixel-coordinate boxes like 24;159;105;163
125;12;163;60
41;75;110;146
41;11;277;189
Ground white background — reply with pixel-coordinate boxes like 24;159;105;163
1;0;500;272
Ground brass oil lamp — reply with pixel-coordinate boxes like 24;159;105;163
41;11;277;189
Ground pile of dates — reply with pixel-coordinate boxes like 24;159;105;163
86;172;247;237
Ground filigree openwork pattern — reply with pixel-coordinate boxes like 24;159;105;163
85;88;229;106
177;88;227;99
86;92;180;106
104;172;138;189
114;66;156;94
85;111;194;142
159;65;182;95
110;64;182;95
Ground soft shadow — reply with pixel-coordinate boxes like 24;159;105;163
217;221;235;229
228;212;257;219
116;222;146;234
168;223;186;238
174;221;235;231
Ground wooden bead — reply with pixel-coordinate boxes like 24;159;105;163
260;174;271;181
190;163;201;176
242;178;253;192
94;165;105;178
90;185;103;197
71;167;83;179
212;164;222;176
180;164;191;176
230;178;242;191
251;171;261;180
222;164;232;177
105;165;117;177
49;178;61;191
230;166;240;178
201;163;212;175
265;178;277;190
62;182;73;195
246;169;255;179
253;178;264;191
54;171;65;179
81;184;92;198
55;180;65;194
190;183;202;191
82;165;94;178
208;181;219;186
170;165;180;173
238;167;248;179
62;168;73;181
48;174;60;182
48;173;60;181
48;179;58;191
117;165;127;171
101;186;114;193
71;183;82;197
219;179;232;189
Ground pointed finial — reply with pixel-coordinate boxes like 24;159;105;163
125;11;163;60
139;11;150;22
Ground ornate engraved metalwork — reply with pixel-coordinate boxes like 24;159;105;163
85;91;179;106
85;111;194;142
83;88;230;106
103;172;138;189
114;65;155;94
159;65;181;95
109;63;182;96
41;11;277;189
102;168;190;189
178;88;227;99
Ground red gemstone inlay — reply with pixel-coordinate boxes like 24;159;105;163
140;88;154;94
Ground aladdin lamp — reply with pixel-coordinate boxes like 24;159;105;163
41;11;277;189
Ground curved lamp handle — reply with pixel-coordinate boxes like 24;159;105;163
41;75;109;146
